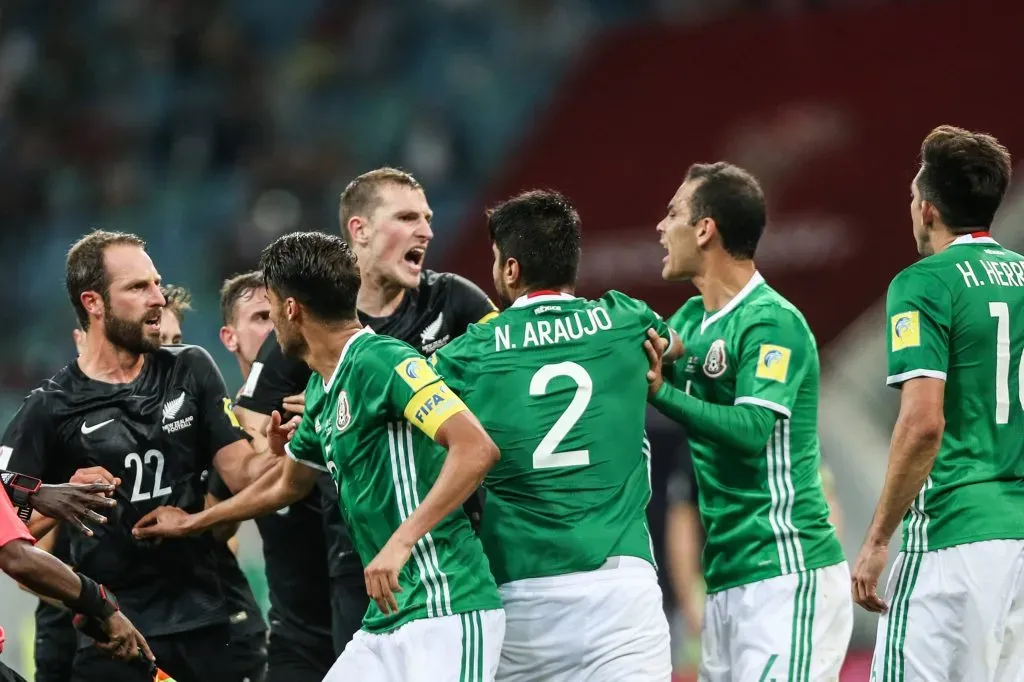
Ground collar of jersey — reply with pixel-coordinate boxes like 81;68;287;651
510;292;578;308
700;270;765;334
949;233;999;247
323;327;376;391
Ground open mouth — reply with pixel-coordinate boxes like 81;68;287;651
404;247;426;268
144;313;161;332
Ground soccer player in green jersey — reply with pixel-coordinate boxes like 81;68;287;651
644;162;851;681
134;232;506;682
431;190;681;682
852;126;1024;681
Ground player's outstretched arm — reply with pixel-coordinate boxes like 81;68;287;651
852;377;944;613
644;330;776;453
364;410;499;614
133;455;318;540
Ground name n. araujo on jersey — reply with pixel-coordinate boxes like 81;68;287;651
493;304;614;352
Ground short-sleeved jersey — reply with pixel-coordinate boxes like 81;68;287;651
236;269;498;577
666;272;843;593
885;233;1024;552
285;329;501;634
431;291;669;585
0;345;247;637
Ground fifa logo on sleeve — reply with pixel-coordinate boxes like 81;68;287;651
395;357;440;392
755;345;791;382
891;311;921;351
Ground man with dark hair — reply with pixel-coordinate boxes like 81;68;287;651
233;167;498;656
2;229;275;682
431;189;681;681
644;163;850;680
134;231;506;682
217;272;336;682
853;126;1024;680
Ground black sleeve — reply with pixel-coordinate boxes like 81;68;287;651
235;332;312;417
446;274;499;335
184;345;248;456
0;392;57;481
207;469;233;501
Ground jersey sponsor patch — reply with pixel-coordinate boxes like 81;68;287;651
403;382;466;439
395;357;440;393
755;344;791;382
891;311;921;351
703;339;728;378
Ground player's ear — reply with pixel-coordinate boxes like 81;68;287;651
285;297;301;322
347;216;369;247
503;257;520;288
920;200;938;228
219;326;239;353
694;217;716;248
81;290;104;320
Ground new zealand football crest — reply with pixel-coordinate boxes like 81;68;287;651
336;391;351;431
703;339;728;378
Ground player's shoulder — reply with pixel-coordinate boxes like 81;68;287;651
155;343;218;373
596;289;650;312
889;255;949;292
349;330;419;370
743;285;811;335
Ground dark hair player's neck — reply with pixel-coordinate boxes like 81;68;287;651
78;329;147;385
302;317;363;383
692;249;758;314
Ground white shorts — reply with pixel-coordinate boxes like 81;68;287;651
324;608;505;682
497;555;671;682
700;562;852;682
870;539;1024;682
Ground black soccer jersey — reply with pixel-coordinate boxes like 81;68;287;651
1;345;248;637
208;469;332;646
236;269;498;575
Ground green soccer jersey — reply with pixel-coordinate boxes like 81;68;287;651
886;232;1024;553
431;290;670;585
666;272;844;593
285;328;502;633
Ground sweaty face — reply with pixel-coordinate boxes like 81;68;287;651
100;245;165;354
491;243;514;308
267;288;307;360
657;181;702;281
910;171;932;256
159;309;183;345
361;184;434;290
230;287;273;365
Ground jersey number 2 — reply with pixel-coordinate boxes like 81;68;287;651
530;362;592;469
989;302;1024;424
124;450;173;502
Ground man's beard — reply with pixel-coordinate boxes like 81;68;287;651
277;326;308;360
105;311;160;354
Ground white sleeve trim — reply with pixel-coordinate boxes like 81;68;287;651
734;396;792;418
284;442;329;472
886;369;947;386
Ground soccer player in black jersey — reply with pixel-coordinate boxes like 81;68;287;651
160;283;269;682
233;167;498;655
216;272;336;682
2;230;275;682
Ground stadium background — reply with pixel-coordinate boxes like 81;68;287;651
0;0;1019;679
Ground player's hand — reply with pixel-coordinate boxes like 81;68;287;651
851;540;889;614
266;410;300;457
282;391;306;416
132;506;195;540
96;611;155;663
70;466;121;490
644;328;669;397
364;534;413;615
31;483;116;537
